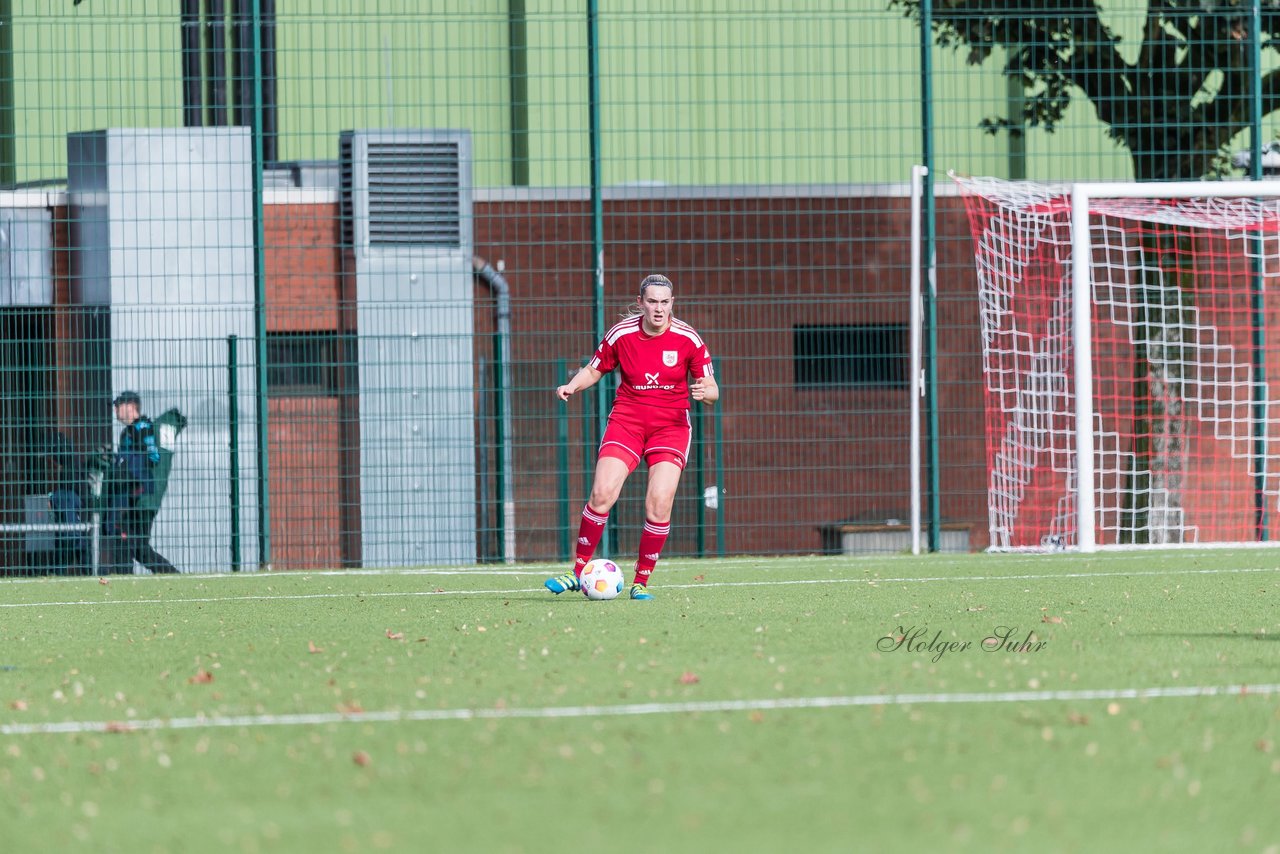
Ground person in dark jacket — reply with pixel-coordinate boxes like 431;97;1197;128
45;431;91;575
103;391;177;574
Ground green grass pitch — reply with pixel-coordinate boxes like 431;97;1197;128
2;551;1279;853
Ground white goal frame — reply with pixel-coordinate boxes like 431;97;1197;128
1069;181;1280;552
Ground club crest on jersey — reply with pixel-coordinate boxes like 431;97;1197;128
662;350;678;367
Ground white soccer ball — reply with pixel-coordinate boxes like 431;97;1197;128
580;558;624;600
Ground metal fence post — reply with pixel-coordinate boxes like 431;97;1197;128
693;402;705;557
1250;0;1268;540
586;0;613;559
250;0;271;569
920;0;942;552
557;358;571;562
228;334;241;571
713;385;726;558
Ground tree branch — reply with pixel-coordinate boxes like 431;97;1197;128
894;0;1280;178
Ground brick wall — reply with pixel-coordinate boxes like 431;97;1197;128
253;193;993;563
267;396;345;568
37;193;991;569
264;203;343;333
468;195;989;557
31;189;1280;569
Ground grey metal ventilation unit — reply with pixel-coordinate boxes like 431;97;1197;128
342;133;471;252
367;139;464;246
66;128;259;573
339;130;476;567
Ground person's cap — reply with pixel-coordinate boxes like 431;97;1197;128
112;390;141;407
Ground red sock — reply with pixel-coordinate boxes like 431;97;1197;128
574;505;610;576
634;518;670;586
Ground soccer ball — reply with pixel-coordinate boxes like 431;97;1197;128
580;558;624;600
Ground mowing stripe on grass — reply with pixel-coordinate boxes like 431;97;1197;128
1;564;1278;609
3;683;1278;737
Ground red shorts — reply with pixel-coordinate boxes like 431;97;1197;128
599;405;692;472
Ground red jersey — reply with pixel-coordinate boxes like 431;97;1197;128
588;316;713;410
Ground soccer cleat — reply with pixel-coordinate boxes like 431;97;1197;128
629;583;653;601
544;573;581;594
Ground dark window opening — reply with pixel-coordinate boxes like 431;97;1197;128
266;331;345;397
794;323;908;388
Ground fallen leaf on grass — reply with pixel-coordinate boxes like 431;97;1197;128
98;578;109;585
434;588;445;594
104;721;134;734
679;672;700;685
352;751;371;767
337;701;364;714
693;574;705;582
9;699;27;711
1066;711;1090;726
749;711;765;723
1042;615;1064;624
308;641;324;654
188;669;214;684
385;629;404;641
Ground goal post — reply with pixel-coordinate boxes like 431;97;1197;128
957;175;1280;552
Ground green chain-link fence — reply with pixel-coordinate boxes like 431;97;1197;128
1;1;1276;575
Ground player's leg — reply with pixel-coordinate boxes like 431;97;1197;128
102;533;129;575
134;507;177;574
119;504;151;574
630;459;683;600
580;454;632;558
100;499;130;574
629;412;691;599
542;445;637;591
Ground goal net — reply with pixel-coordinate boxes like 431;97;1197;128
955;175;1280;551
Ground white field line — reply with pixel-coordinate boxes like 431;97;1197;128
1;564;1279;609
2;547;1273;585
3;683;1278;737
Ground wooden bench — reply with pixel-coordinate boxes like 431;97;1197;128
816;522;972;555
1;494;102;574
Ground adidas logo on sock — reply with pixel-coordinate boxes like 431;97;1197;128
643;552;661;561
578;536;591;545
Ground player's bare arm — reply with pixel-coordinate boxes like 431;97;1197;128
691;374;719;405
557;365;603;401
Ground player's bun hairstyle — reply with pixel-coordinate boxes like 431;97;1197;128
622;274;674;317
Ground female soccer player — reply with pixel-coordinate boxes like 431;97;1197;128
545;274;719;600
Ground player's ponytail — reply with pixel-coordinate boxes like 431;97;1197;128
621;273;674;318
